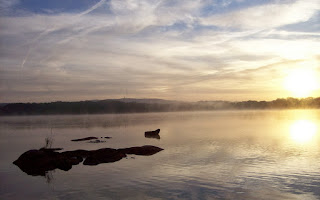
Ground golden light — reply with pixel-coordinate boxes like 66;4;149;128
290;120;317;144
284;68;319;98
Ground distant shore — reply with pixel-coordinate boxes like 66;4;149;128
1;97;319;116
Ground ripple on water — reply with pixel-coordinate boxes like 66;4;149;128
2;110;320;200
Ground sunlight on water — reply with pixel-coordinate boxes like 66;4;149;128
2;110;320;199
290;120;317;144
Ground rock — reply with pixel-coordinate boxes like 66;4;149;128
71;137;98;142
39;147;63;152
61;150;90;158
145;129;160;135
72;136;112;142
145;129;160;139
66;156;83;165
13;149;72;176
119;145;164;156
87;139;106;143
83;148;126;165
13;145;163;176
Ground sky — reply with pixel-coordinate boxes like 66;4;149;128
0;0;319;103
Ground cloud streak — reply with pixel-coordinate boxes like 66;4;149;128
0;0;320;102
19;0;107;69
201;0;320;29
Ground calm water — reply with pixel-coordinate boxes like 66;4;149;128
1;110;320;200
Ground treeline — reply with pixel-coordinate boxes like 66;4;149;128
0;97;320;116
230;97;320;109
0;100;193;115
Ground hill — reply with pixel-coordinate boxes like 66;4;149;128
0;97;320;116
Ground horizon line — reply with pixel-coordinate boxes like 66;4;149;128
1;96;320;104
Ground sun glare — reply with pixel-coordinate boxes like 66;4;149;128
290;120;317;144
284;68;319;98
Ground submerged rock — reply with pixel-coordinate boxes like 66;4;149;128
83;148;126;165
119;145;164;156
87;139;106;143
145;129;160;135
71;137;98;142
13;145;163;176
72;136;112;142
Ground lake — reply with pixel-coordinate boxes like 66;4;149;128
1;110;320;200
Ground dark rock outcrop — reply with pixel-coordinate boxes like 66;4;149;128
72;136;112;142
83;148;126;165
145;129;160;135
13;148;80;176
87;139;106;143
145;129;160;139
119;145;163;156
13;146;163;176
71;137;98;141
39;147;63;152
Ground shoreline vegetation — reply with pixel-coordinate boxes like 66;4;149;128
1;97;320;116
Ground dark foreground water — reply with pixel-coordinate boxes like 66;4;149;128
1;110;320;200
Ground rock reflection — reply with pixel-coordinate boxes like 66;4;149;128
145;134;160;140
45;171;54;184
290;120;317;144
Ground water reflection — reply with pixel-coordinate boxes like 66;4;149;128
3;110;320;200
145;134;161;140
290;120;317;144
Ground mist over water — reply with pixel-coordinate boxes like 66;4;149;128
1;110;320;199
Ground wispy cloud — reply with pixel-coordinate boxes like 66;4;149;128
201;0;320;29
0;0;19;9
0;0;319;102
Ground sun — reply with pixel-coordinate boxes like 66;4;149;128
284;68;319;98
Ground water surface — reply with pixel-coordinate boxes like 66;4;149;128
1;110;320;199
